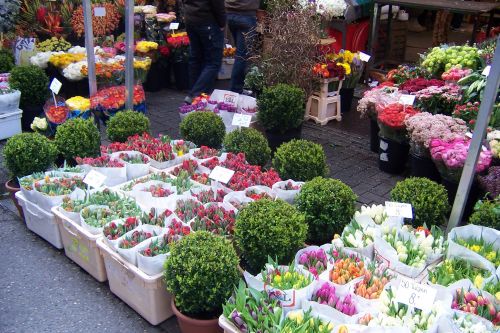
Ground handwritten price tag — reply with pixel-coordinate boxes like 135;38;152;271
169;22;179;30
209;166;235;184
50;78;62;95
385;201;413;219
395;277;437;311
94;7;106;17
359;52;371;62
83;170;107;189
232;114;252;127
482;65;491;77
399;94;416;106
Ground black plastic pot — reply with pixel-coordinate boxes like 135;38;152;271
340;87;355;113
369;119;379;153
378;136;409;174
172;61;189;91
21;105;43;131
144;62;164;92
441;177;482;221
266;125;303;153
409;153;441;182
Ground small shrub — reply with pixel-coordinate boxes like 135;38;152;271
9;65;49;108
296;177;357;245
164;231;239;318
180;112;225;148
235;199;307;273
257;83;305;133
390;177;450;227
469;198;499;230
223;128;271;166
0;49;15;73
106;110;150;142
55;118;101;162
3;133;58;178
272;139;328;181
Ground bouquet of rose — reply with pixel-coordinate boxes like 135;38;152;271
377;103;420;143
297;247;328;278
190;203;236;237
452;288;499;325
428;258;492;288
399;78;445;93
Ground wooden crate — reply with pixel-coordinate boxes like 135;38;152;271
375;21;408;63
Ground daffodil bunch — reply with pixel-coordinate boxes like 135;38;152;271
281;310;334;333
66;96;90;111
428;258;491;288
262;260;313;290
454;235;500;267
136;41;159;53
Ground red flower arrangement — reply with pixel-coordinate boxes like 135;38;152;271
103;217;139;240
102;133;176;163
190;204;236;236
191;172;210;185
158;45;170;57
91;85;146;111
399;78;445;93
312;61;346;79
172;159;199;177
378;103;420;142
75;155;125;168
193;146;220;159
166;218;191;243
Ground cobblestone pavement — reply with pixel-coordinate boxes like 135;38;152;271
0;88;404;332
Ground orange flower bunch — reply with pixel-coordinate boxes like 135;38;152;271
329;257;366;285
81;62;125;78
71;3;121;37
223;47;236;58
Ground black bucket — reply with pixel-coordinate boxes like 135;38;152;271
378;136;409;174
409;153;441;183
370;119;379;153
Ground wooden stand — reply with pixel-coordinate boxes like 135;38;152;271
305;78;343;125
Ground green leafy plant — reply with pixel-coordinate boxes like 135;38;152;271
469;197;499;230
244;66;265;96
0;48;15;73
180;111;225;148
390;177;450;227
8;65;49;108
235;199;307;273
55;118;101;162
272;139;328;181
257;84;305;133
223;128;271;166
296;177;357;245
164;231;239;318
106;110;150;142
3;132;58;179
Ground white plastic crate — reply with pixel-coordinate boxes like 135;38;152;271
16;191;63;249
96;238;174;325
52;206;108;282
0;109;22;140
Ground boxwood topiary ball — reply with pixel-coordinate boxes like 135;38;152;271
180;112;225;148
223;127;271;166
55;118;101;162
106;110;150;142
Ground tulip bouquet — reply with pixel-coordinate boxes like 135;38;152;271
192;146;221;160
297;248;328;278
354;204;389;225
192;188;227;204
334;219;378;249
140;208;173;227
80;206;119;228
190;204;236;236
329;255;366;285
172;140;195;157
428;258;492;288
190;172;210;185
103;217;140;241
34;176;85;196
140;235;170;257
62;189;120;213
261;261;313;291
76;156;125;168
377;103;420;143
174;199;203;223
402;225;446;259
282;310;334;333
245;189;273;201
142;184;174;198
453;235;500;267
483;279;500;301
452;288;500;325
451;313;497;333
124;133;176;164
19;172;45;192
383;229;427;268
354;263;392;300
312;282;358;316
171;159;199;177
118;152;150;164
166;218;191;243
119;229;156;249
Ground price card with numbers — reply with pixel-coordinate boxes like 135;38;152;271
209;166;235;184
399;94;416;106
385;201;413;219
359;52;371;62
395;277;437;311
83;170;107;189
232;114;252;127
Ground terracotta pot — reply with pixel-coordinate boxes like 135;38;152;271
171;299;222;333
5;179;24;221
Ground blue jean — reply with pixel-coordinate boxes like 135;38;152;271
227;14;257;93
186;23;224;97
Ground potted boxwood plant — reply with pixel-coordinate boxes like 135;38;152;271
257;83;305;151
55;118;101;165
234;199;307;274
296;177;357;245
9;65;49;131
164;231;240;333
3;132;58;219
180;111;226;148
106;110;151;143
223;127;271;167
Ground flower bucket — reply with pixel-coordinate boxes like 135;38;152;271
378;136;409;175
409;153;441;183
369;118;379;153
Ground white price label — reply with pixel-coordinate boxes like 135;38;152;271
465;132;473;138
232;114;252;127
225;44;232;49
94;7;106;17
399;94;416;105
83;170;107;189
380;140;388;151
50;78;62;95
209;166;235;184
379;153;388;162
385;201;413;219
395;277;437;311
482;66;491;77
169;22;179;30
359;52;371;62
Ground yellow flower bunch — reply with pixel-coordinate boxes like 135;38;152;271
66;96;90;111
171;31;188;38
337;62;351;75
136;41;159;53
134;57;152;70
49;53;86;68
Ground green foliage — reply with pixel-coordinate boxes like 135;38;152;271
3;133;58;178
106;110;150;142
235;199;307;273
244;66;265;95
0;49;15;73
272;139;328;181
257;84;305;133
9;65;49;108
55;118;101;161
469;198;500;230
390;177;450;227
180;112;225;148
164;231;240;318
296;177;357;245
223;128;271;166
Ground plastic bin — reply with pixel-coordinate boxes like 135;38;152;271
52;206;108;282
96;238;174;325
219;315;239;333
15;191;63;249
0;109;22;140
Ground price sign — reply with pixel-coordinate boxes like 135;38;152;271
50;78;62;95
465;132;473;138
232;114;252;127
395;277;437;311
399;94;416;106
359;52;371;62
209;166;235;184
385;201;413;219
225;44;232;49
380;140;388;151
482;66;491;77
83;170;107;189
94;7;106;17
169;22;179;30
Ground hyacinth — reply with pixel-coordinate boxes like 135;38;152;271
430;138;492;173
405;112;468;156
298;249;328;277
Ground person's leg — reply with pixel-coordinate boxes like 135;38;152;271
189;24;224;96
229;14;257;93
186;24;203;100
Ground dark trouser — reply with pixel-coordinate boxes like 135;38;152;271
227;13;257;93
186;23;224;98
